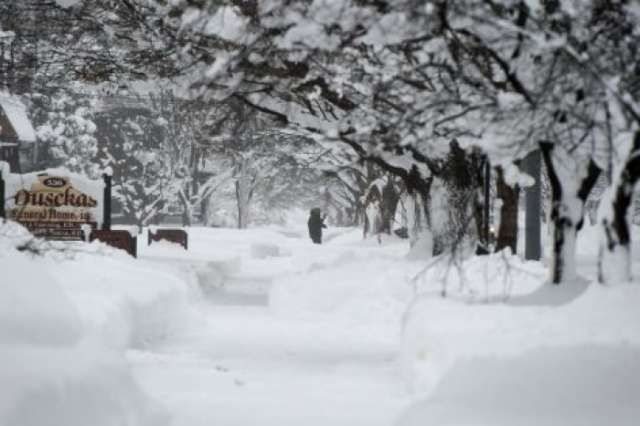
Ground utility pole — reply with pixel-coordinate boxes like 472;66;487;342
523;150;541;260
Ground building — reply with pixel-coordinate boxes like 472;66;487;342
0;91;36;173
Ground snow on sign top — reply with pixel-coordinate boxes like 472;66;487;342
0;91;36;143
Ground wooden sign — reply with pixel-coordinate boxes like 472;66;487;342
0;164;111;241
148;228;188;250
89;229;137;257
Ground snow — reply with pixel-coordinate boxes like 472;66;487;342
0;221;196;426
204;6;250;42
54;0;81;7
361;12;414;45
177;4;254;47
130;226;416;426
400;225;640;424
502;162;535;188
271;251;417;325
496;91;526;109
399;344;640;426
0;91;36;143
136;226;640;425
0;253;82;346
3;221;640;425
250;242;282;258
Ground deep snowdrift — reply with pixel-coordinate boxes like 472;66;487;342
399;232;640;425
0;221;199;426
269;229;424;328
3;223;639;426
399;344;640;426
264;225;640;425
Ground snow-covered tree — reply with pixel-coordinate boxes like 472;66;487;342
32;91;100;178
8;0;640;284
152;0;633;282
95;97;175;227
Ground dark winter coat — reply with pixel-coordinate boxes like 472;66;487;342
308;208;326;244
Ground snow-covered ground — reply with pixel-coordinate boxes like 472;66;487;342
2;221;640;425
0;221;186;426
131;226;420;426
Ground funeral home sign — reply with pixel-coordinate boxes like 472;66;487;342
1;163;111;240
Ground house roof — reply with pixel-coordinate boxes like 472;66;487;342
0;91;36;143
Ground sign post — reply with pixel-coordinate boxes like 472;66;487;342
102;173;111;230
0;171;5;219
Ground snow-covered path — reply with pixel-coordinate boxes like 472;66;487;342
128;305;409;426
129;228;414;426
5;223;640;426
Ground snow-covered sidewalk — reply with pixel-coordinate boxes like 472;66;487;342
4;223;640;426
125;225;640;426
131;227;419;426
128;304;410;426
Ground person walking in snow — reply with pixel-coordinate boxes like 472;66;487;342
308;208;327;244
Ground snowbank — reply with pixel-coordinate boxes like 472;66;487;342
46;251;199;349
402;253;547;392
0;252;82;346
399;344;640;426
0;338;167;426
270;248;423;328
412;250;547;301
402;283;640;391
266;226;427;333
0;221;199;425
400;252;640;424
250;242;281;259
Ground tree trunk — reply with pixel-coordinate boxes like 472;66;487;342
405;166;432;233
523;150;542;260
426;142;485;257
479;158;491;254
402;168;433;254
234;158;253;229
540;142;601;284
495;166;520;253
381;178;400;234
181;192;192;227
235;180;250;229
182;208;192;227
430;177;449;256
364;199;383;238
599;130;640;283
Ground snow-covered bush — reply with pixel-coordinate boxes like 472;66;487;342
412;251;546;301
